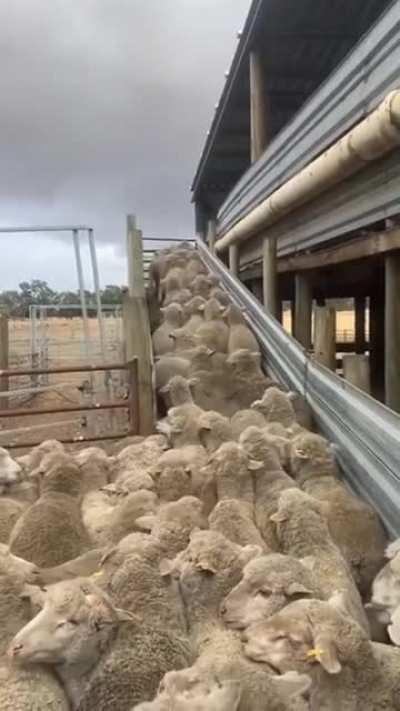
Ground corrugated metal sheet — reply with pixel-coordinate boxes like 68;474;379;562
218;0;400;239
198;238;400;537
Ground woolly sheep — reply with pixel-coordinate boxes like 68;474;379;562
208;441;260;506
198;411;234;453
0;448;22;494
368;540;400;644
227;350;274;409
209;286;231;308
239;427;297;550
224;304;260;354
74;446;111;495
36;548;104;585
133;678;242;711
252;387;298;428
163;284;192;307
0;497;26;543
221;553;321;630
17;439;65;474
209;499;268;551
158;376;204;447
9;579;191;711
160;531;310;711
0;660;69;711
243;596;400;711
290;432;338;485
0;544;40;655
10;462;91;567
190;275;212;300
151;446;207;502
182;295;206;326
303;475;387;596
194;299;229;353
114;435;168;483
270;488;370;634
152;303;183;355
104;490;159;545
230;409;267;439
155;354;191;392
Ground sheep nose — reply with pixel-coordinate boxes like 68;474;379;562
8;642;23;657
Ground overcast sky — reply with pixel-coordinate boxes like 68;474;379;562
0;0;250;291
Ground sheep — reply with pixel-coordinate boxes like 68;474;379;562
114;435;168;485
189;367;237;416
209;499;268;551
210;286;231;308
0;660;69;711
0;497;25;543
252;386;298;428
230;409;267;439
82;487;126;544
155;354;191;393
151;446;207;503
224;304;260;354
198;411;234;453
158;376;204;447
290;432;338;485
182;296;207;332
74;446;111;495
243;596;400;711
36;548;104;585
9;456;91;567
160;530;311;711
133;678;242;711
0;544;40;655
221;553;321;630
152;303;183;355
239;427;297;550
367;540;400;644
181;255;208;288
303;475;387;597
16;439;65;474
8;579;191;711
208;441;260;506
227;350;274;409
190;275;212;300
169;328;197;352
106;490;159;544
194;298;229;353
0;447;22;494
163;284;192;307
270;488;370;634
189;345;216;374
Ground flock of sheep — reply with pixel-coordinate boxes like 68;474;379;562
0;242;400;709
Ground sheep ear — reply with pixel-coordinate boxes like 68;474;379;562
115;608;141;624
100;547;117;566
159;558;176;578
388;607;400;646
206;348;215;357
270;511;287;524
189;527;202;540
134;515;155;532
385;539;400;560
251;400;262;410
184;466;192;477
19;584;46;608
248;459;264;471
285;582;314;597
196;560;217;574
198;304;205;311
189;377;199;387
308;635;341;674
294;448;308;459
287;391;297;401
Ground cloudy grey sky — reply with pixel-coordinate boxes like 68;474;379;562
0;0;250;291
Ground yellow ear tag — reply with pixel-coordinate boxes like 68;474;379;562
307;647;323;661
92;571;104;578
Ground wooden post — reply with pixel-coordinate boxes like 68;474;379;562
343;354;371;394
207;219;217;254
385;253;400;412
314;306;336;370
370;291;385;400
354;296;366;353
124;215;155;435
262;236;278;317
229;244;239;277
294;273;312;349
252;278;263;302
249;50;268;163
0;313;9;410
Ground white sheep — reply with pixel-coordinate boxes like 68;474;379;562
0;660;69;711
152;303;184;355
0;447;22;494
224;304;260;354
251;387;298;428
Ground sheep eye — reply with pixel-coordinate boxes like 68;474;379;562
259;590;271;597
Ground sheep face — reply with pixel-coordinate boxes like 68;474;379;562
162;376;195;406
370;551;400;617
159;303;183;326
8;580;135;666
240;426;283;470
222;554;315;630
152;463;192;502
243;600;343;676
290;432;336;479
0;448;22;493
204;298;224;321
226;349;261;376
198;412;232;453
251;387;296;427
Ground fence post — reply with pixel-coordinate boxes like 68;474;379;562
0;312;9;410
123;215;155;435
314;306;336;370
342;354;371;394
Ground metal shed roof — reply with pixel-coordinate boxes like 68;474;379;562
191;0;394;217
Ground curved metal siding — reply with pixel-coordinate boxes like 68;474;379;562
218;0;400;237
198;239;400;538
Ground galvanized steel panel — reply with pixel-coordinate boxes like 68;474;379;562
198;239;400;537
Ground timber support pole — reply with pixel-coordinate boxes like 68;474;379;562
314;306;336;371
355;296;366;353
124;215;155;435
0;312;9;410
294;273;312;349
385;252;400;412
262;236;278;318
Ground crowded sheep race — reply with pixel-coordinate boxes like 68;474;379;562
0;243;398;710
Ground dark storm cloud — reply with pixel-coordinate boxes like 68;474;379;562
0;0;250;277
